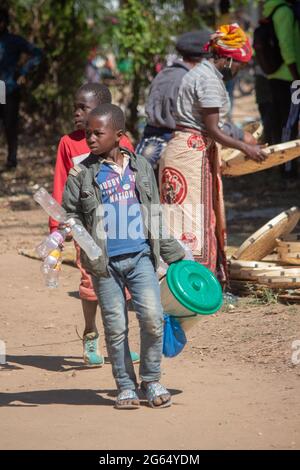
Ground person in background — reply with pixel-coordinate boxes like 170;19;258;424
136;31;212;178
216;0;236;116
0;7;42;170
159;24;267;284
136;29;254;180
84;47;101;83
254;62;273;145
263;0;300;181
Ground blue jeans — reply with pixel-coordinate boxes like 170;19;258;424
92;246;164;391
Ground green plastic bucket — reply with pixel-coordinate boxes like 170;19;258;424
160;260;223;331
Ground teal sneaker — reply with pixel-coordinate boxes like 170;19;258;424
130;351;140;364
105;351;140;364
83;332;104;366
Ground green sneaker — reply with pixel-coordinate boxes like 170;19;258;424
105;351;140;364
130;351;140;364
83;332;104;366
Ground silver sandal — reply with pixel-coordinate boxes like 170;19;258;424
114;389;140;410
141;382;172;409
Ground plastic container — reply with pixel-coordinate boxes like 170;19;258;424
67;218;102;260
44;248;62;268
41;250;62;288
34;187;67;223
160;260;223;332
35;227;70;259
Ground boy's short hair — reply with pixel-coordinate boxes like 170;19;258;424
77;83;112;105
89;104;125;132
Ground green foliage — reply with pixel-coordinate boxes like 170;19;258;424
5;0;114;131
114;0;171;79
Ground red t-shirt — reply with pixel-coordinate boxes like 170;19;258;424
50;129;134;232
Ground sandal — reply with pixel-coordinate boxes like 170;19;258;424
114;390;140;410
141;382;172;409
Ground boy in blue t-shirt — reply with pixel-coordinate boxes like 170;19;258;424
62;104;184;409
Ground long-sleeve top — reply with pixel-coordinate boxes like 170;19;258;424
50;129;134;232
0;30;42;95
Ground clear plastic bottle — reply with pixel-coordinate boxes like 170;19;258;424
41;248;62;288
67;218;102;260
44;248;62;268
222;292;238;310
35;227;71;259
34;187;67;223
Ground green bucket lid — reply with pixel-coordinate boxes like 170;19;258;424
166;260;223;315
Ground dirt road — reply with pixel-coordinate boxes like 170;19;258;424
0;202;300;450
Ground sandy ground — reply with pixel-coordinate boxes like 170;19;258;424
1;95;300;450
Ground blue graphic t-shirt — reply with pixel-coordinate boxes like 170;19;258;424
97;157;149;257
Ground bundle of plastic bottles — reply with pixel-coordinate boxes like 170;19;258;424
33;188;102;288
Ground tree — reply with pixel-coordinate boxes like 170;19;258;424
5;0;115;132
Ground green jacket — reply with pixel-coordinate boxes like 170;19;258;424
62;149;185;277
263;0;300;81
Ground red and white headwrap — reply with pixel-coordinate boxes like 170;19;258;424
204;23;253;63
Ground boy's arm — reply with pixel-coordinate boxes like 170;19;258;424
49;137;73;232
147;162;185;264
62;171;85;227
16;36;42;79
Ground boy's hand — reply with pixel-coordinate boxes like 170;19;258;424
58;223;73;242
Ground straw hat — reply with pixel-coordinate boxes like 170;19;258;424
232;207;300;261
222;139;300;177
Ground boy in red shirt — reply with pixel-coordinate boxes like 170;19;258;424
50;83;139;366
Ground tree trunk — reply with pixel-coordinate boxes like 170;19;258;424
127;71;141;141
183;0;198;16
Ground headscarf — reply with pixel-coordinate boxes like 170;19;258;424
204;23;252;63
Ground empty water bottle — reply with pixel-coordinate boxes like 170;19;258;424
34;187;67;223
44;248;62;268
67;218;102;260
41;248;62;288
35;227;71;259
223;292;238;311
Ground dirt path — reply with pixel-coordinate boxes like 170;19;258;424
1;92;300;449
1;203;300;450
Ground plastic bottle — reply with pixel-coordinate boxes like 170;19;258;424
41;248;62;288
67;218;102;260
44;248;62;268
33;187;67;223
222;292;239;310
35;227;71;259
